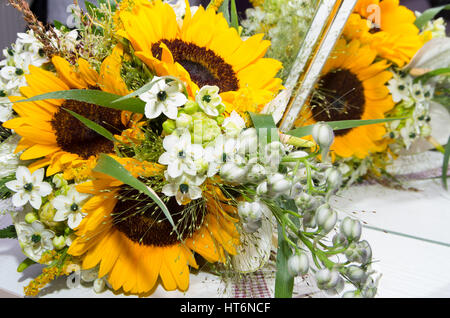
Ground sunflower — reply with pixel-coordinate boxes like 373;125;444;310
116;0;283;115
68;157;240;294
3;46;135;179
343;0;429;67
294;38;395;159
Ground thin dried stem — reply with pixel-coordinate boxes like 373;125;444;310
7;0;59;57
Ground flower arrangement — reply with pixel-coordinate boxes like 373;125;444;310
0;0;448;299
243;0;450;187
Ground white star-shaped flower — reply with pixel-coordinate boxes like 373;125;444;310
6;166;52;209
52;186;90;229
140;77;188;120
158;129;204;179
196;85;223;117
16;220;54;261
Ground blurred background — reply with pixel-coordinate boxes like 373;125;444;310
0;0;449;52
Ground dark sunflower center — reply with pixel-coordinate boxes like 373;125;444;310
151;39;239;93
310;69;365;136
51;99;125;159
112;186;205;247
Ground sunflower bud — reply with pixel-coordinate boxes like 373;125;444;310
340;217;362;242
287;252;309;276
315;204;337;233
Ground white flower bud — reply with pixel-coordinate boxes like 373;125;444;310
295;192;314;211
345;265;368;284
52;235;66;250
176;113;192;129
311;122;334;149
93;278;106;293
287;253;309;276
316;268;341;290
332;232;348;247
345;240;372;264
302;210;316;228
52;174;67;188
325;167;342;190
238;201;252;219
81;268;98;282
25;212;38;224
315;204;337;233
247;163;266;183
220;163;247;182
340;217;362;242
256;181;268;196
361;276;379;298
268;173;291;194
359;240;372;264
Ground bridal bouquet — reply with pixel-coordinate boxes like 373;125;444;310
0;0;447;298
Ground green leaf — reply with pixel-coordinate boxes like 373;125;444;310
275;223;294;298
17;258;36;272
414;4;450;29
0;174;15;199
230;0;239;31
217;0;231;25
111;76;187;104
286;117;405;138
92;154;178;235
17;89;146;114
413;68;450;84
62;107;115;142
248;112;279;143
0;225;17;239
442;136;450;190
53;20;64;30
